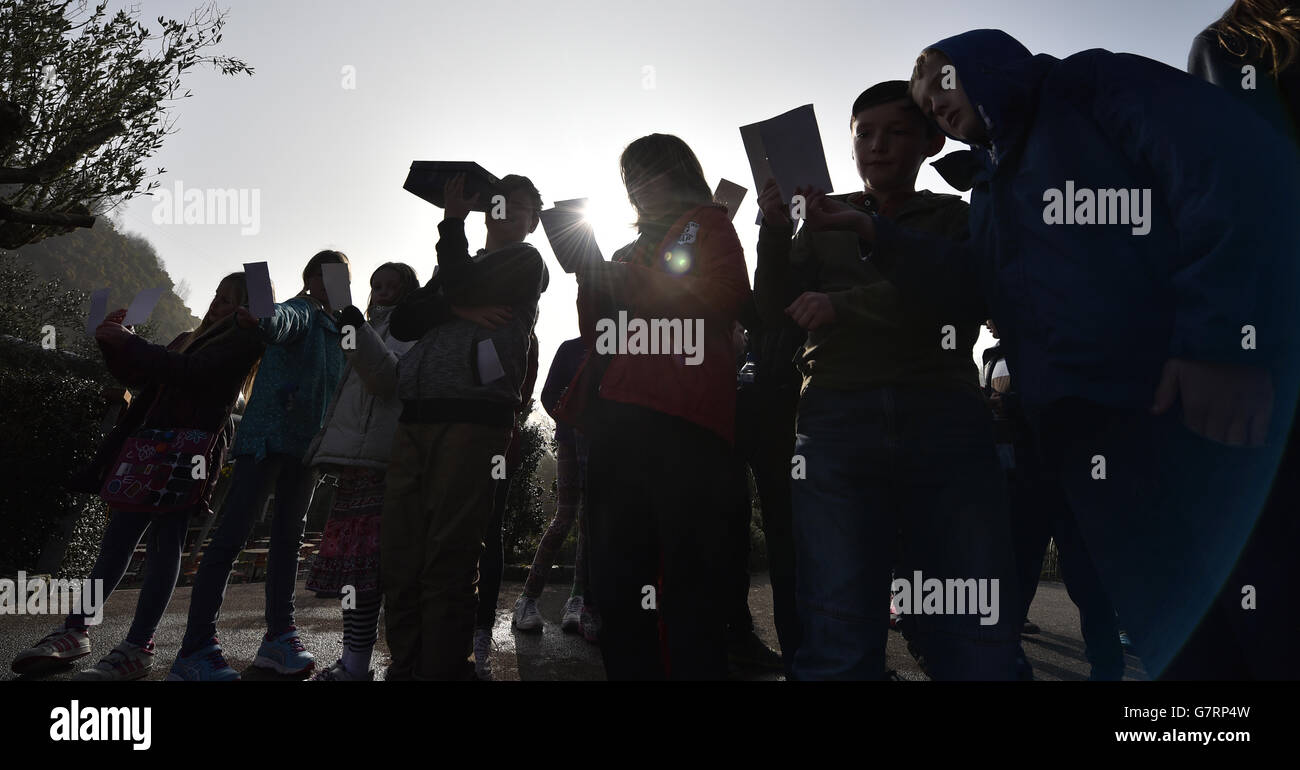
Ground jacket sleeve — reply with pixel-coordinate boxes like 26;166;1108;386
1071;50;1300;366
389;279;455;342
347;321;400;399
753;222;799;325
112;326;262;390
832;199;976;327
260;297;315;346
436;218;548;307
590;209;751;323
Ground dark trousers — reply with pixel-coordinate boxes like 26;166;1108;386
585;399;733;680
1027;399;1282;679
1008;455;1124;680
182;453;316;654
68;510;190;646
727;386;800;670
791;384;1021;681
380;421;510;680
475;474;509;630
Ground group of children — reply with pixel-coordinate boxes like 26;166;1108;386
11;1;1300;681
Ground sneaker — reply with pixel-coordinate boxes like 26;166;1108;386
579;605;602;644
311;659;373;681
74;640;154;681
1118;629;1133;650
166;643;240;681
561;595;584;633
1022;618;1041;635
11;625;91;676
512;596;543;632
727;629;784;673
253;627;315;675
473;628;492;680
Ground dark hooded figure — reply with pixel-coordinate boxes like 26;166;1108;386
801;28;1300;679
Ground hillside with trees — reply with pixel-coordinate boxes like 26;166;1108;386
8;218;199;343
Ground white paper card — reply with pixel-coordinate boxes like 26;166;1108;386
539;202;604;274
713;178;748;221
122;287;165;327
85;288;110;336
740;104;834;224
477;338;506;384
243;262;275;318
321;262;352;311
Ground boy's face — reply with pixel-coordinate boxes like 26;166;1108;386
851;99;944;191
484;188;540;244
910;54;988;145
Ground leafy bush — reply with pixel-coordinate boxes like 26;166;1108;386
501;410;553;565
0;336;111;579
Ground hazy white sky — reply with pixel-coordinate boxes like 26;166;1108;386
107;0;1231;409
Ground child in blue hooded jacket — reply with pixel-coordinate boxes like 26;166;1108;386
801;28;1300;679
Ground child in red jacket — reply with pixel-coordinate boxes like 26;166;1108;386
558;134;751;680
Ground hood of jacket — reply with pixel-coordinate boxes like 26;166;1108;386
926;29;1055;172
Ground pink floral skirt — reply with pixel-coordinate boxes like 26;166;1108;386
306;466;385;595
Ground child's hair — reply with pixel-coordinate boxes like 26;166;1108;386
366;261;420;315
299;249;350;306
179;272;248;353
909;47;949;92
494;175;543;213
619;133;713;227
850;80;939;136
178;271;261;403
1214;0;1300;74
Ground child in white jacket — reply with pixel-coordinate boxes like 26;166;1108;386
304;262;419;680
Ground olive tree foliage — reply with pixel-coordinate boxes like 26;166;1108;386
0;0;253;248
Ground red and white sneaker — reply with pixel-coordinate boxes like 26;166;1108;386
74;640;155;681
11;625;91;675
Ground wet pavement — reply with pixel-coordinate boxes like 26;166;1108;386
0;575;1146;681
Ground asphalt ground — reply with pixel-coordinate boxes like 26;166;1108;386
1;573;1146;681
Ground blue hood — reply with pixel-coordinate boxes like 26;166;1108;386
927;29;1055;169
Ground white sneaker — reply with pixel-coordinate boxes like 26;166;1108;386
74;640;154;681
11;625;91;676
473;628;493;680
561;595;584;633
512;596;543;632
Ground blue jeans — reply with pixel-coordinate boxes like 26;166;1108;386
181;453;317;654
67;510;190;646
792;384;1021;680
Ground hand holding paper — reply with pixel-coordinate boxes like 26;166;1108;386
740;104;834;224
